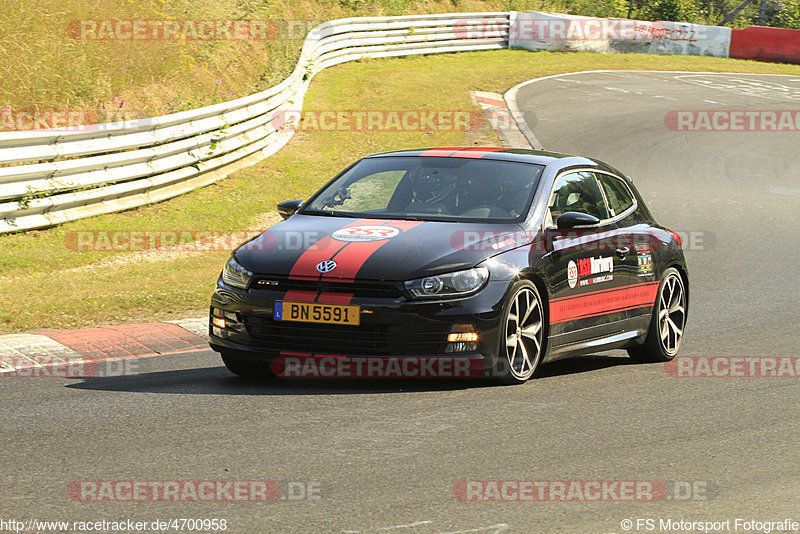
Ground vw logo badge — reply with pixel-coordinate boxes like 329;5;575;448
316;260;337;273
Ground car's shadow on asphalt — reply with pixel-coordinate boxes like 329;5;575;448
65;353;633;395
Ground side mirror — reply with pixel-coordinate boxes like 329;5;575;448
277;199;304;220
556;211;600;229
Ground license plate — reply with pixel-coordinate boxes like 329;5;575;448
273;301;360;325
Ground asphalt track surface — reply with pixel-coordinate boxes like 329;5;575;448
2;71;799;534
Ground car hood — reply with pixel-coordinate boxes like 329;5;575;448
234;214;526;281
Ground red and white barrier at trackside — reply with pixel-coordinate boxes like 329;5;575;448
730;25;800;64
504;11;800;65
509;12;732;57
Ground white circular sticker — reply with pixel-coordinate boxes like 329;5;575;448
331;225;400;242
567;260;578;288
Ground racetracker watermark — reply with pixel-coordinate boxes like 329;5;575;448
665;110;800;132
271;356;483;378
0;519;228;533
64;230;256;253
67;480;321;502
449;228;712;253
0;109;98;131
0;356;139;378
455;17;715;42
665;356;800;378
453;480;713;502
66;227;713;254
269;109;483;132
69;480;278;502
67;19;282;41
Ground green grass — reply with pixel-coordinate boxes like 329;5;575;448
0;0;565;119
2;50;800;333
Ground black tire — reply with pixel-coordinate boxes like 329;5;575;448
220;351;275;380
628;267;687;363
494;280;546;385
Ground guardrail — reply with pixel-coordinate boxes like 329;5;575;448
3;11;796;234
0;12;510;234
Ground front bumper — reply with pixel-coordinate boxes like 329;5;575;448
208;277;511;374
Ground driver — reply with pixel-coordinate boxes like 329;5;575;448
405;169;457;214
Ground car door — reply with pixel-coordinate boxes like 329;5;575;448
594;171;659;327
543;171;636;346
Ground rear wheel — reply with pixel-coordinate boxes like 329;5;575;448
220;351;275;379
496;280;545;384
628;267;686;363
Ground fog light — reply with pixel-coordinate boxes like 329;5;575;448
446;324;478;352
211;316;226;329
447;332;478;343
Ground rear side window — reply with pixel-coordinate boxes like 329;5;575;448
596;173;635;217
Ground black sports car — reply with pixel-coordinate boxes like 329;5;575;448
209;147;688;384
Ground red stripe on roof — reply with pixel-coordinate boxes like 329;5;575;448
419;147;467;157
450;147;506;159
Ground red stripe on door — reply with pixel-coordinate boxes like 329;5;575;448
549;282;659;324
550;281;659;303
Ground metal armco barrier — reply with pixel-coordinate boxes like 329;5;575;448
0;12;510;234
1;11;796;234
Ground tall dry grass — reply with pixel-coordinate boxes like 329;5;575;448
0;0;561;124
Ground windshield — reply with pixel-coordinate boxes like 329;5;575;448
302;156;544;222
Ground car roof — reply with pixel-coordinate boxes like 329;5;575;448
364;147;624;177
364;147;581;163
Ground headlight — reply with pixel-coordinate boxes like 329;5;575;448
404;267;489;299
221;256;253;289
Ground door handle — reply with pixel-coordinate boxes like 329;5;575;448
615;247;630;259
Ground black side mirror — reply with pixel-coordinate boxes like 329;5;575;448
277;199;304;220
556;211;600;229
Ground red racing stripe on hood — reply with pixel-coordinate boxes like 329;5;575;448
319;220;423;281
287;219;384;281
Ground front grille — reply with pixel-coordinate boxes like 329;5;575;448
251;276;404;299
240;314;447;356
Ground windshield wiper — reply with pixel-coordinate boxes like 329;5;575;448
302;209;354;218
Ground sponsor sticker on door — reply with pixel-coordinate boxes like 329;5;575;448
569;255;614;287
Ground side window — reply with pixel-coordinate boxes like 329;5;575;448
596;173;635;218
548;171;609;223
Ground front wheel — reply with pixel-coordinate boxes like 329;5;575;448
495;280;545;384
220;351;275;380
628;267;687;363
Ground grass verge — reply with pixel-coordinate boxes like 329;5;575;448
2;50;800;333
